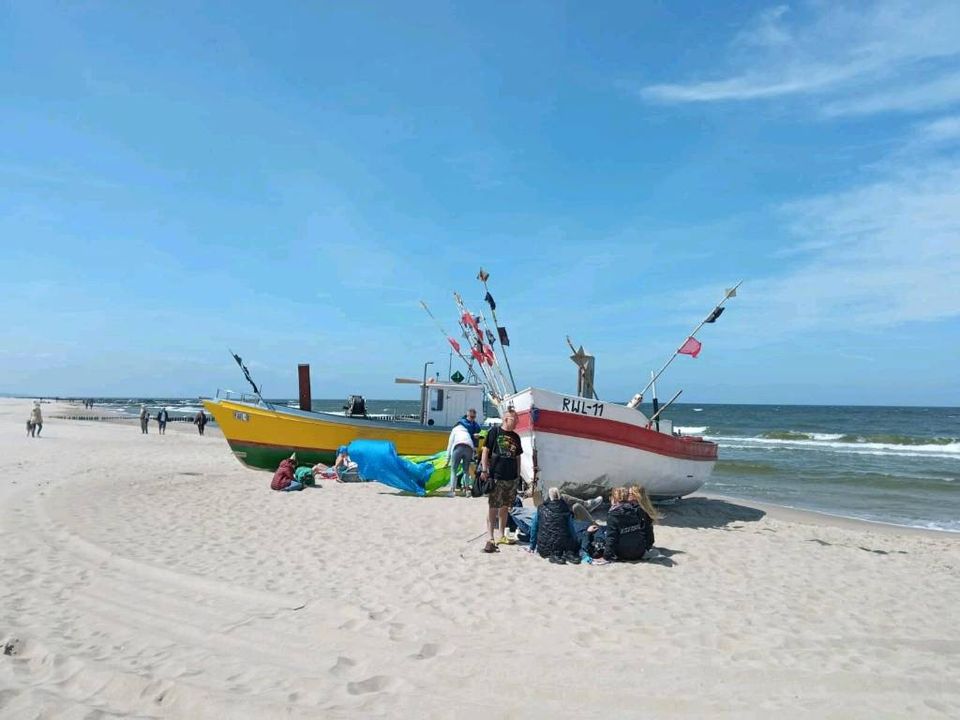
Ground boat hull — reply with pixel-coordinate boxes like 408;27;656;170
508;388;717;498
203;399;450;471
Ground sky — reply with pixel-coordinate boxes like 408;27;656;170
1;0;958;406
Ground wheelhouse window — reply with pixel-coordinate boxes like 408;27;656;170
431;389;444;411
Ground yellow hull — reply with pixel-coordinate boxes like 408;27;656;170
203;399;449;470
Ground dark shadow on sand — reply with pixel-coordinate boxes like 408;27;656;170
658;497;766;530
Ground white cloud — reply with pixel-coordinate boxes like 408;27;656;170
640;1;960;116
727;163;960;339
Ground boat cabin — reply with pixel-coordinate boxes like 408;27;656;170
420;381;486;427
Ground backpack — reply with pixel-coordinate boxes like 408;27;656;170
472;427;501;497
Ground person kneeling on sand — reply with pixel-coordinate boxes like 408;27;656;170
525;488;582;564
271;455;305;492
603;486;659;562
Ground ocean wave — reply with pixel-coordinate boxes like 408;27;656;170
757;430;958;447
676;426;708;434
710;435;960;460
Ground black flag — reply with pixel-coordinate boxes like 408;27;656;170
231;351;262;396
477;268;490;282
484;291;496;311
497;326;510;347
705;306;725;323
486;329;497;345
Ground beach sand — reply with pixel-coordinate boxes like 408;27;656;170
1;398;958;718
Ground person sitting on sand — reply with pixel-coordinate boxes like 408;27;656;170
30;401;43;437
604;486;658;562
525;487;581;563
271;455;305;492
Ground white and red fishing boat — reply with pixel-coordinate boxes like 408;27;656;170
442;271;739;500
509;387;717;499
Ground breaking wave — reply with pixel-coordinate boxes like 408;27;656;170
711;432;960;459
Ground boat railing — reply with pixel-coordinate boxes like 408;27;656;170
215;388;264;403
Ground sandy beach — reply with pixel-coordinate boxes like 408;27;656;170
1;398;958;719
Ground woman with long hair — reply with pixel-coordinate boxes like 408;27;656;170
603;485;656;562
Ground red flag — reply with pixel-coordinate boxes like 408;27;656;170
678;336;702;358
462;313;479;331
471;347;484;363
448;337;461;353
483;345;496;365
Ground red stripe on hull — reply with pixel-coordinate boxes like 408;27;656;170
515;409;717;462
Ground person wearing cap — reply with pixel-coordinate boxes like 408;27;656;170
333;445;351;481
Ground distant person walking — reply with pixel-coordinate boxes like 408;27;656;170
194;409;207;436
139;404;149;434
157;407;169;435
30;402;43;438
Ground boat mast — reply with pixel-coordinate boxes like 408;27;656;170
419;300;483;385
452;292;508;400
626;281;742;410
477;268;518;393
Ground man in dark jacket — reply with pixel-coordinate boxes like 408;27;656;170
527;488;580;562
604;496;654;562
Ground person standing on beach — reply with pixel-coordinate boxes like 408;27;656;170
479;408;523;552
445;413;478;496
30;402;43;437
156;407;169;435
194;409;207;435
139;405;149;434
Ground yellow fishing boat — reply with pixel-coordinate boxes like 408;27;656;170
204;381;486;471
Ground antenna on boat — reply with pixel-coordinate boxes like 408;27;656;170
650;371;660;432
626;281;742;410
648;389;683;426
477;268;518;393
229;350;266;405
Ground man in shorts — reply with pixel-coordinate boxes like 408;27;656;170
479;408;523;552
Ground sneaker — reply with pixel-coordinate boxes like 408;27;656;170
483;541;499;553
584;495;604;512
496;536;517;546
563;550;581;565
548;554;566;565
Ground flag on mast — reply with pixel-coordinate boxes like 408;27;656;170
477;268;490;282
497;326;510;346
678;336;702;358
704;306;725;323
484;292;496;311
448;337;461;353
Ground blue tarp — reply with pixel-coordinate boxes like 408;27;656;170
347;439;437;496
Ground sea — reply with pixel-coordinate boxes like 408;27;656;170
83;398;959;533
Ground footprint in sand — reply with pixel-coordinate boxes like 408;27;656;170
411;642;452;660
330;656;358;677
346;675;399;695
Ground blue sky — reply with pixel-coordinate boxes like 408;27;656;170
2;0;958;405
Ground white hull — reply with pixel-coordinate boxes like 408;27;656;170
507;387;717;498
